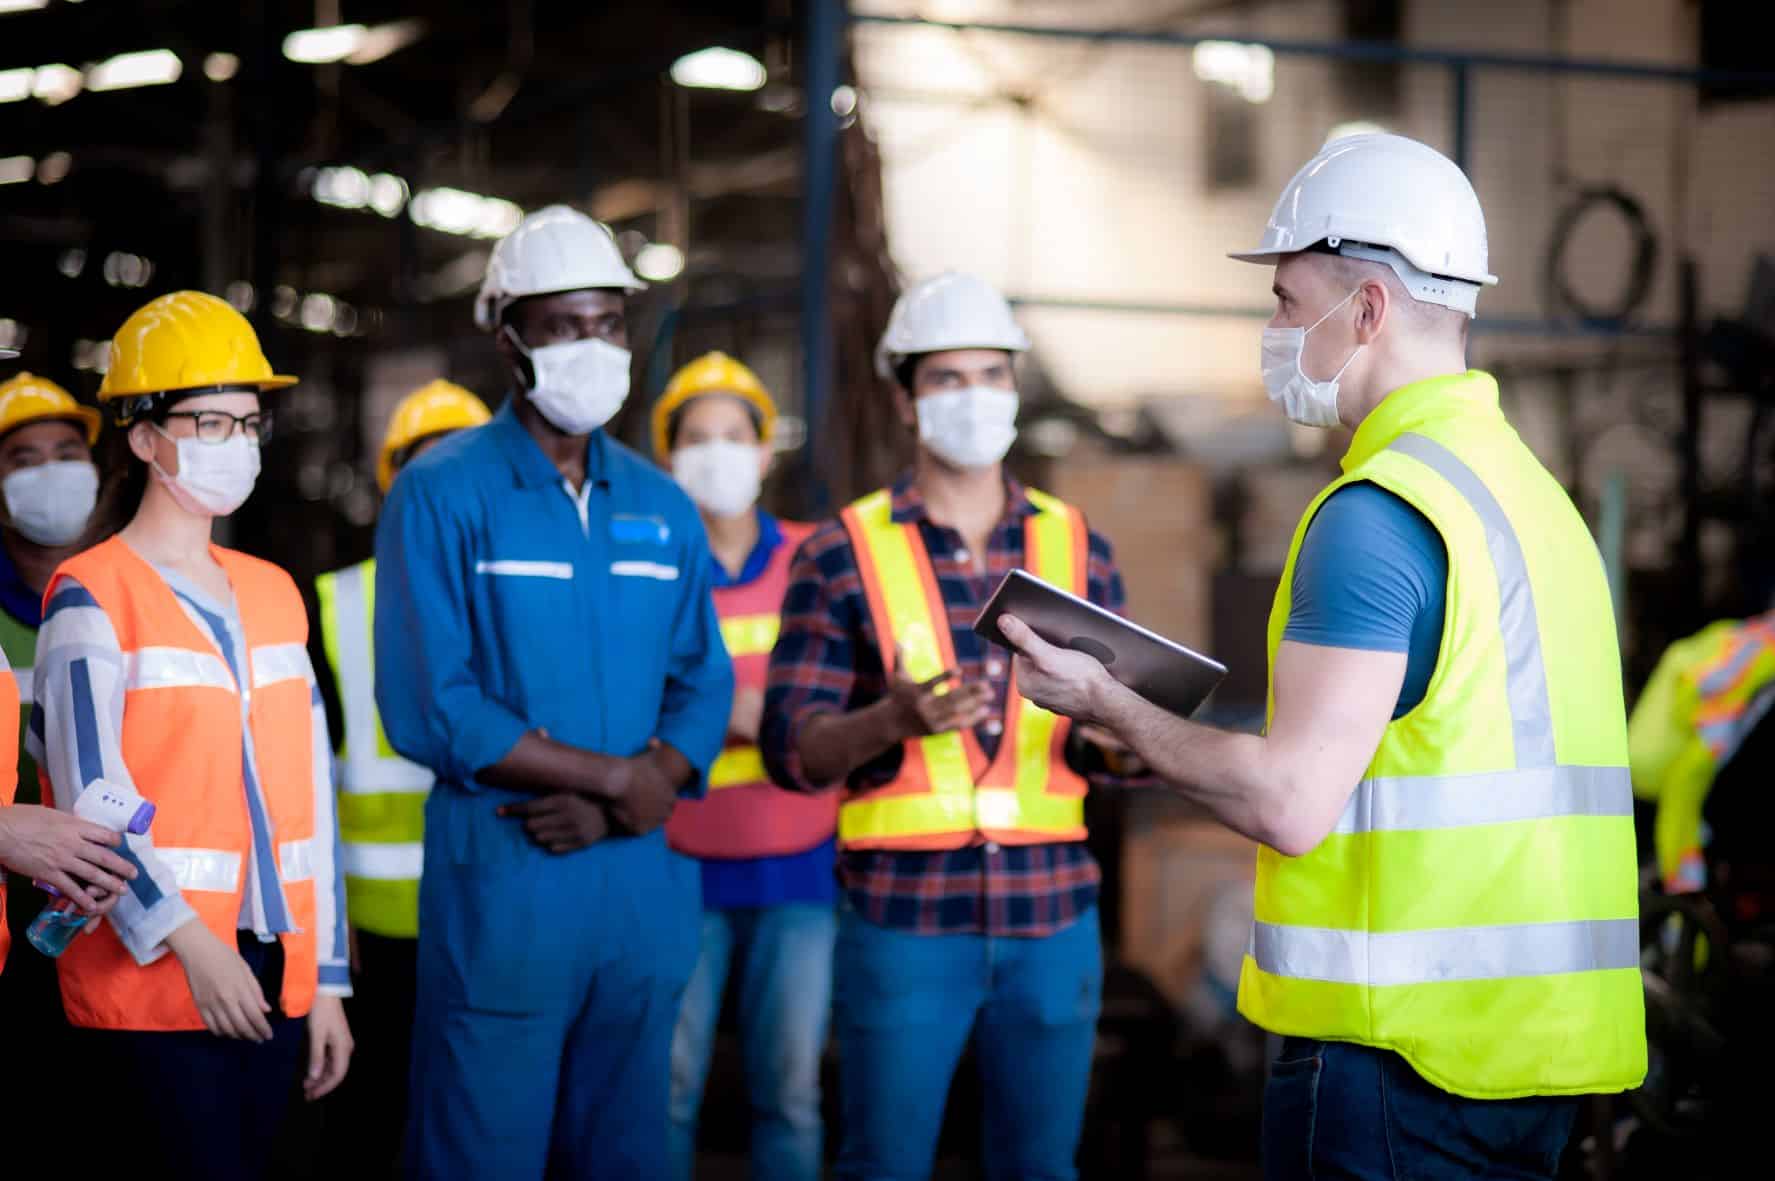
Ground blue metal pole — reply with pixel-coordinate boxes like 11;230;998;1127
800;0;844;514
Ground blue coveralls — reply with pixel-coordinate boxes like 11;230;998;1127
373;403;732;1178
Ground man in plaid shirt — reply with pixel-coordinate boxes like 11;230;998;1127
760;271;1141;1181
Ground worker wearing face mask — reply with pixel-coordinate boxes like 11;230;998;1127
993;134;1644;1181
650;352;835;1181
311;379;490;1174
375;205;731;1179
759;271;1139;1181
0;370;139;1108
32;292;353;1174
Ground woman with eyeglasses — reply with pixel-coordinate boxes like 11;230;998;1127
31;292;352;1178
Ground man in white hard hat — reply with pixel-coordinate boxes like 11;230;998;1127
995;133;1646;1178
759;271;1142;1180
373;205;732;1178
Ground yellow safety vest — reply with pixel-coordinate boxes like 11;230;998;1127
1238;371;1647;1099
316;558;431;939
836;485;1089;850
1627;614;1775;891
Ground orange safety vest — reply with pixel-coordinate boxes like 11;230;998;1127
45;537;320;1031
837;486;1090;851
0;656;18;973
668;521;838;860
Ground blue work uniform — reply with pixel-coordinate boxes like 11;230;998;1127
373;402;732;1180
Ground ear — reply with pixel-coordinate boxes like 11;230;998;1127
1353;278;1390;345
758;443;776;481
126;422;159;467
894;385;917;430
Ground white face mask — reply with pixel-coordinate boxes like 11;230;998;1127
1261;287;1364;428
672;439;764;518
916;387;1019;469
508;329;631;435
2;460;98;546
150;428;262;518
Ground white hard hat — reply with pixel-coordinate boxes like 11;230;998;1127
474;204;645;331
1229;133;1498;317
874;270;1031;381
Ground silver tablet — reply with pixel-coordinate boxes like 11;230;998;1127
974;569;1228;719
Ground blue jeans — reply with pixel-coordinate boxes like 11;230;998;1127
1262;1038;1579;1181
668;903;837;1181
833;905;1102;1181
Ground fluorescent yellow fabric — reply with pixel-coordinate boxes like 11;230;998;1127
317;558;432;938
1239;371;1647;1100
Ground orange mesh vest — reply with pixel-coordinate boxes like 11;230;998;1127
46;537;319;1031
668;521;839;859
0;656;17;973
836;487;1090;851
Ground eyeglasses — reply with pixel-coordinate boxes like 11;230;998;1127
162;410;274;445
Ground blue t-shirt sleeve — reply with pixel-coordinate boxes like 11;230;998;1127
1284;482;1447;715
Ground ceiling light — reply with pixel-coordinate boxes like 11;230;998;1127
204;52;239;83
0;67;30;103
410;186;523;240
86;49;183;92
57;248;85;278
0;156;33;185
831;85;858;117
1192;40;1273;104
1326;120;1388;143
367;172;408;217
224;280;255;313
0;319;25;351
36;151;70;184
272;285;298;320
300;292;337;333
670;46;766;92
312;165;371;209
345;19;424;66
283;24;367;65
634;242;685;282
32;64;82;106
102;252;153;288
0;1;49;14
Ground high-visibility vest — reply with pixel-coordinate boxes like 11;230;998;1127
0;640;18;974
668;521;838;860
46;537;321;1031
836;486;1090;851
316;558;431;939
1238;371;1646;1100
1627;614;1775;892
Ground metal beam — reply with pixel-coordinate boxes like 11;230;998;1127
849;13;1775;88
800;0;844;513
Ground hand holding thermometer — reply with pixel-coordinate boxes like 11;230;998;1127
26;781;155;958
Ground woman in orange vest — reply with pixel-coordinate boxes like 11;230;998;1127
31;293;352;1178
652;353;837;1181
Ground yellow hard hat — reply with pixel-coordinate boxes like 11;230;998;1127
378;380;492;492
651;351;776;459
98;291;297;412
0;372;101;445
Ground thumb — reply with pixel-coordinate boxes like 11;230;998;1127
997;613;1036;651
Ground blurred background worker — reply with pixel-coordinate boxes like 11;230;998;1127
374;206;731;1179
760;271;1138;1181
312;379;489;1174
653;352;835;1181
31;292;352;1177
995;134;1646;1181
0;369;118;1098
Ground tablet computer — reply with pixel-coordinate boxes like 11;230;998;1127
974;568;1228;719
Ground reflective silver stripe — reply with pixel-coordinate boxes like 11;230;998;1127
340;757;434;795
13;666;31;706
279;837;316;882
1250;917;1639;986
1330;764;1632;835
157;846;242;893
1389;433;1555;768
251;641;312;689
341;841;424;881
123;647;235;693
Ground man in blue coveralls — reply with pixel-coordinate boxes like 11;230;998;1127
373;204;732;1178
